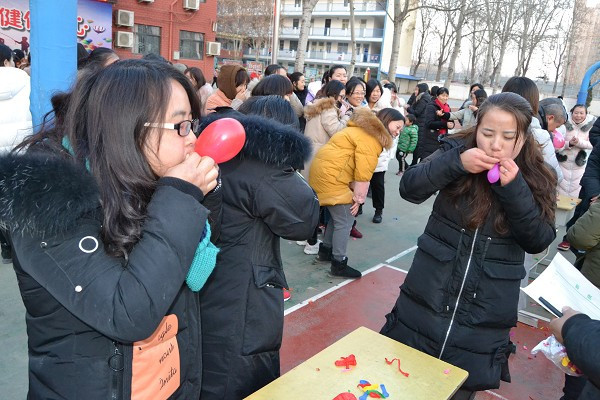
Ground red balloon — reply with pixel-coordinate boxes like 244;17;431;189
195;118;246;164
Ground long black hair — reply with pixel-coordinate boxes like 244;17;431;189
65;60;199;258
238;95;299;129
447;92;556;233
316;80;345;99
366;78;383;104
77;47;118;72
251;74;293;97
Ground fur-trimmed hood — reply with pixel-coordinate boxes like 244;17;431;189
564;114;596;133
347;107;393;149
304;97;338;121
0;152;100;237
198;112;312;170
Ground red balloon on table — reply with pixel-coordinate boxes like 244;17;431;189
194;118;246;163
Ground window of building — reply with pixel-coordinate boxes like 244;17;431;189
133;24;161;55
326;42;332;52
293;19;300;29
338;43;348;53
290;40;298;51
344;0;349;6
280;40;284;50
295;0;301;7
179;30;204;60
342;19;349;30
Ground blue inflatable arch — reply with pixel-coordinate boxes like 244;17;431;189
29;0;77;126
577;61;600;105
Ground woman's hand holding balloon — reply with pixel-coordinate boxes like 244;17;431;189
498;159;519;187
166;153;219;195
460;148;499;174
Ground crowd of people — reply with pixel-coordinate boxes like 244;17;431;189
0;41;599;400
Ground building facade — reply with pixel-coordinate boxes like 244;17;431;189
113;0;217;80
275;0;386;79
216;0;417;85
564;0;600;87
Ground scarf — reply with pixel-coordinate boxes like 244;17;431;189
435;98;451;135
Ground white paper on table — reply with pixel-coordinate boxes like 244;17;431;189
521;253;600;320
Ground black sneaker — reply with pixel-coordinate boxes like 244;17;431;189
330;257;362;278
372;210;382;224
316;243;332;262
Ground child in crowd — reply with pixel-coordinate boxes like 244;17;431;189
396;114;418;175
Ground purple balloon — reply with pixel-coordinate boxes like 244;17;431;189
487;163;500;184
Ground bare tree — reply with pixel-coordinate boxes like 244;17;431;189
411;6;433;76
561;2;585;97
217;0;273;59
444;0;469;89
467;23;486;83
383;0;459;82
387;0;412;82
513;0;566;76
294;0;320;73
548;12;571;94
480;0;502;85
489;0;516;89
434;14;456;81
348;0;357;77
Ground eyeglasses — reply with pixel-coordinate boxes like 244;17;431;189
144;119;200;137
351;91;366;96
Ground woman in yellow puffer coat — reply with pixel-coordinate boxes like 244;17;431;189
309;108;404;278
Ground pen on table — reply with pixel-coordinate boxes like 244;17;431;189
539;297;563;318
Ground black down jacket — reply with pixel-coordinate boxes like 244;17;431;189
421;101;451;159
197;113;320;399
0;152;216;399
380;138;556;391
562;314;600;400
406;91;432;160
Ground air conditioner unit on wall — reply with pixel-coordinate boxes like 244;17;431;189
206;42;221;56
183;0;200;11
116;31;134;48
116;10;134;27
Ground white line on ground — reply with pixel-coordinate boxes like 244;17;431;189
381;264;409;274
483;390;510;400
284;273;366;316
284;256;413;317
385;245;418;263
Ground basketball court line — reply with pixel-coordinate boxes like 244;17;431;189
482;390;510;400
284;244;418;317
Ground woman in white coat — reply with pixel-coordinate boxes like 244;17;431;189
557;104;596;197
0;44;32;154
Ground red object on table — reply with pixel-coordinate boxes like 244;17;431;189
333;393;358;400
195;118;246;163
335;354;357;369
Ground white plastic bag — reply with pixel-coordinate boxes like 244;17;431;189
531;335;582;376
